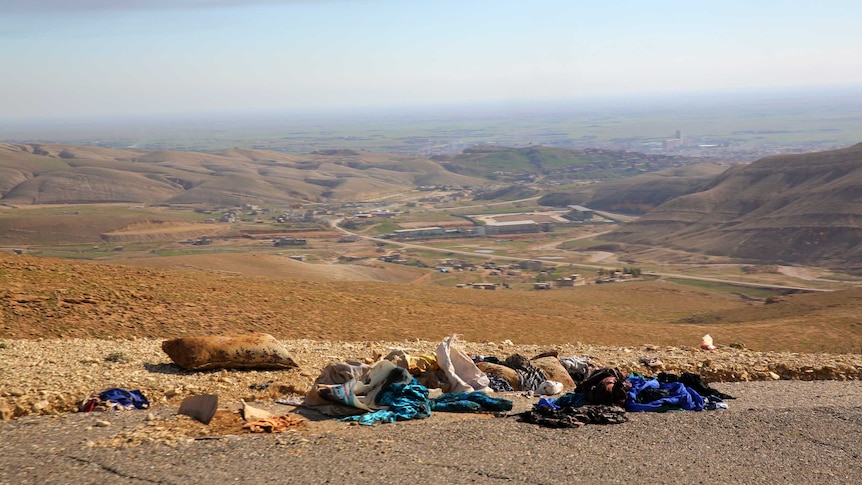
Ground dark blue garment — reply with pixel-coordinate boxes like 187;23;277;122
626;376;704;412
472;355;503;365
543;392;590;409
535;397;560;410
431;391;513;412
340;378;431;426
98;388;149;410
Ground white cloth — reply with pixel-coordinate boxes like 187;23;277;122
436;335;491;394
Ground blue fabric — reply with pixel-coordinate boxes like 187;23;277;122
433;400;482;412
626;376;704;412
541;392;590;410
431;391;513;412
98;388;149;410
341;378;431;426
535;397;560;410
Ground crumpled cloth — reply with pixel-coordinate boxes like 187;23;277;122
436;335;491;394
307;360;415;417
657;372;736;400
430;391;513;413
626;376;705;412
81;388;149;412
242;414;305;433
535;392;590;410
341;377;431;426
520;404;628;428
559;356;592;382
487;374;514;392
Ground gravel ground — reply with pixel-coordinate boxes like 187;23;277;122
1;337;862;483
2;337;861;419
1;381;860;484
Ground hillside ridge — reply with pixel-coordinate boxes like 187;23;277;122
605;143;862;271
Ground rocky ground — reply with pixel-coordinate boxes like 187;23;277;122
2;379;861;484
2;336;860;422
2;256;862;482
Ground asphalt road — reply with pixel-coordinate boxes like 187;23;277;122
2;380;860;484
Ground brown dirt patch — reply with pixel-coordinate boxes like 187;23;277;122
2;253;861;354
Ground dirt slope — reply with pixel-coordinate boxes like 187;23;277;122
2;254;861;354
607;143;862;271
0;142;486;207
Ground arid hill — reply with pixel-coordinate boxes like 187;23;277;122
606;143;862;272
433;145;704;182
0;143;486;206
2;253;861;354
538;163;727;213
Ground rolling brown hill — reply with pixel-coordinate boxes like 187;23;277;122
0;143;486;207
606;143;862;271
2;253;861;353
538;163;727;213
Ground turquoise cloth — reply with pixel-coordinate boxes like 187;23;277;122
549;392;590;409
341;378;431;426
431;391;513;412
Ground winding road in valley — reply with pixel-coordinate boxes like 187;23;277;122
329;218;840;293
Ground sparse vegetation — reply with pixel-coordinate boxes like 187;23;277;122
104;351;129;363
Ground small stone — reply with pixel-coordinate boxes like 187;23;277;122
31;400;50;413
0;405;14;421
165;388;179;398
768;371;781;380
94;420;111;427
145;413;157;421
9;389;25;397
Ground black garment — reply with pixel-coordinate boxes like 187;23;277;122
657;372;736;400
520;404;628;428
516;367;548;392
487;374;515;392
636;387;671;404
474;355;503;365
503;353;547;391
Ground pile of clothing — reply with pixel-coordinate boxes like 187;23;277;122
301;334;734;428
304;358;512;426
520;368;735;428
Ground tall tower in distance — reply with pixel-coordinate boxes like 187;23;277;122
675;130;684;144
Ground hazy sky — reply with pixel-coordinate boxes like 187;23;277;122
2;0;861;121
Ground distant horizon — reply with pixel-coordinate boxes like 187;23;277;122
2;81;859;163
3;83;862;128
3;1;862;124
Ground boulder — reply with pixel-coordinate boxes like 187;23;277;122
162;333;298;370
531;355;576;389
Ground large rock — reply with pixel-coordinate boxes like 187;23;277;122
531;356;576;389
162;333;298;370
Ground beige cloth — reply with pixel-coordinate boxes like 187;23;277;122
436;335;491;394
